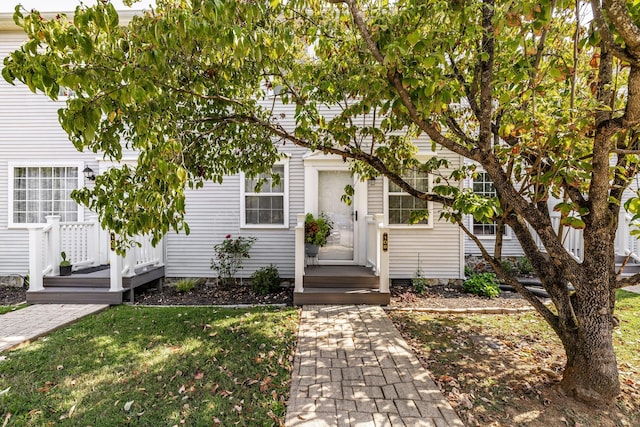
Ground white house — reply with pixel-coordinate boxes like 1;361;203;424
0;9;469;305
1;8;638;305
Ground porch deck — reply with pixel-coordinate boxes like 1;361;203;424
295;265;390;305
26;265;165;305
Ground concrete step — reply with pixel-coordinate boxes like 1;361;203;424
27;287;124;304
294;288;390;305
304;265;378;289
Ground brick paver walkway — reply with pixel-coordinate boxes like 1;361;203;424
286;305;464;427
0;304;108;352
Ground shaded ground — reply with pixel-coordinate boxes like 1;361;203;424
391;306;640;427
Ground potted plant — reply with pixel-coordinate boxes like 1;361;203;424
304;213;333;257
59;251;72;276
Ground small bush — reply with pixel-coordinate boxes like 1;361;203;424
174;278;198;293
412;269;428;295
250;265;281;295
463;273;501;298
500;259;516;275
517;257;534;275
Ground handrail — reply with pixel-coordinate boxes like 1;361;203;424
28;215;165;293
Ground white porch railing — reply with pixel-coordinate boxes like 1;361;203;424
293;212;390;293
365;214;390;293
531;212;640;262
28;215;164;293
615;213;640;262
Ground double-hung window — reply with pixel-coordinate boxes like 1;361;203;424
9;163;83;226
241;162;288;228
386;167;433;227
471;171;507;237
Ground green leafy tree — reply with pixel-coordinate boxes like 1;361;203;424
5;0;640;405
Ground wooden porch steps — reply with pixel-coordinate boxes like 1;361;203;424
294;266;390;305
26;266;165;305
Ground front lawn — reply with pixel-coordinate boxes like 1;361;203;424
391;290;640;427
0;306;299;426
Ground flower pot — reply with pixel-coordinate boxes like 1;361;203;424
305;243;319;257
60;265;72;276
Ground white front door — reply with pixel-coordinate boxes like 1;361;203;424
317;170;355;263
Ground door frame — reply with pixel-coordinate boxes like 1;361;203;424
303;153;367;266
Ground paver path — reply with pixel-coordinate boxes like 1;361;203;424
0;304;108;352
286;305;464;427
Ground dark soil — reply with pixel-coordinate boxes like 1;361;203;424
390;281;536;310
0;285;26;305
133;279;294;306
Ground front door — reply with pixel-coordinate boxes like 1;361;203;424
317;170;355;263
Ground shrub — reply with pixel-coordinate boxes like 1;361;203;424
250;265;281;295
517;257;534;275
211;234;256;285
412;268;428;295
174;278;198;293
463;273;501;298
500;259;516;275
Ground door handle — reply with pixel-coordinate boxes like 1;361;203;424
355;211;358;221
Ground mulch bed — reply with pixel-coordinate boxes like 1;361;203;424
0;279;537;310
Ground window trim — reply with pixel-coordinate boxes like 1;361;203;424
8;161;85;229
240;159;289;229
383;156;434;229
468;170;511;239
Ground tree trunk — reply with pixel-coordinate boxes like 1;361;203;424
555;273;620;404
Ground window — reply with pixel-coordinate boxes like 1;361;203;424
471;171;501;236
9;164;82;225
386;168;433;227
241;163;288;227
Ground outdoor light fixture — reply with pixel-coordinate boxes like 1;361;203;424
83;166;96;181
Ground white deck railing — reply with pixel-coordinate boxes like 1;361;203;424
615;213;640;262
29;215;164;293
294;212;390;293
531;212;640;263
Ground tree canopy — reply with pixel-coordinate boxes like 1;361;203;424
4;0;640;405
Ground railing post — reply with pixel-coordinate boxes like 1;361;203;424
295;213;305;293
46;215;61;276
373;214;390;293
89;220;100;266
122;245;137;277
28;227;44;291
109;233;124;292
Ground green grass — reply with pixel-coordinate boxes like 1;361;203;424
0;303;26;315
0;306;299;426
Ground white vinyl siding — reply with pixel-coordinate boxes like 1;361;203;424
9;164;82;226
241;162;289;228
0;30;98;275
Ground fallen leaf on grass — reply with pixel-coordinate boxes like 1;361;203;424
124;401;134;412
194;372;204;380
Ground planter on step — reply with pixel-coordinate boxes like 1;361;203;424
305;243;319;257
59;264;72;276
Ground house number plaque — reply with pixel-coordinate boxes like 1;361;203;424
382;232;389;252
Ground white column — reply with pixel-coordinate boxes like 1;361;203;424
295;213;305;293
374;214;390;293
28;227;44;291
109;233;124;292
46;215;61;276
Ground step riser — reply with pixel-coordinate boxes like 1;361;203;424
27;291;123;305
294;292;390;305
304;282;379;289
